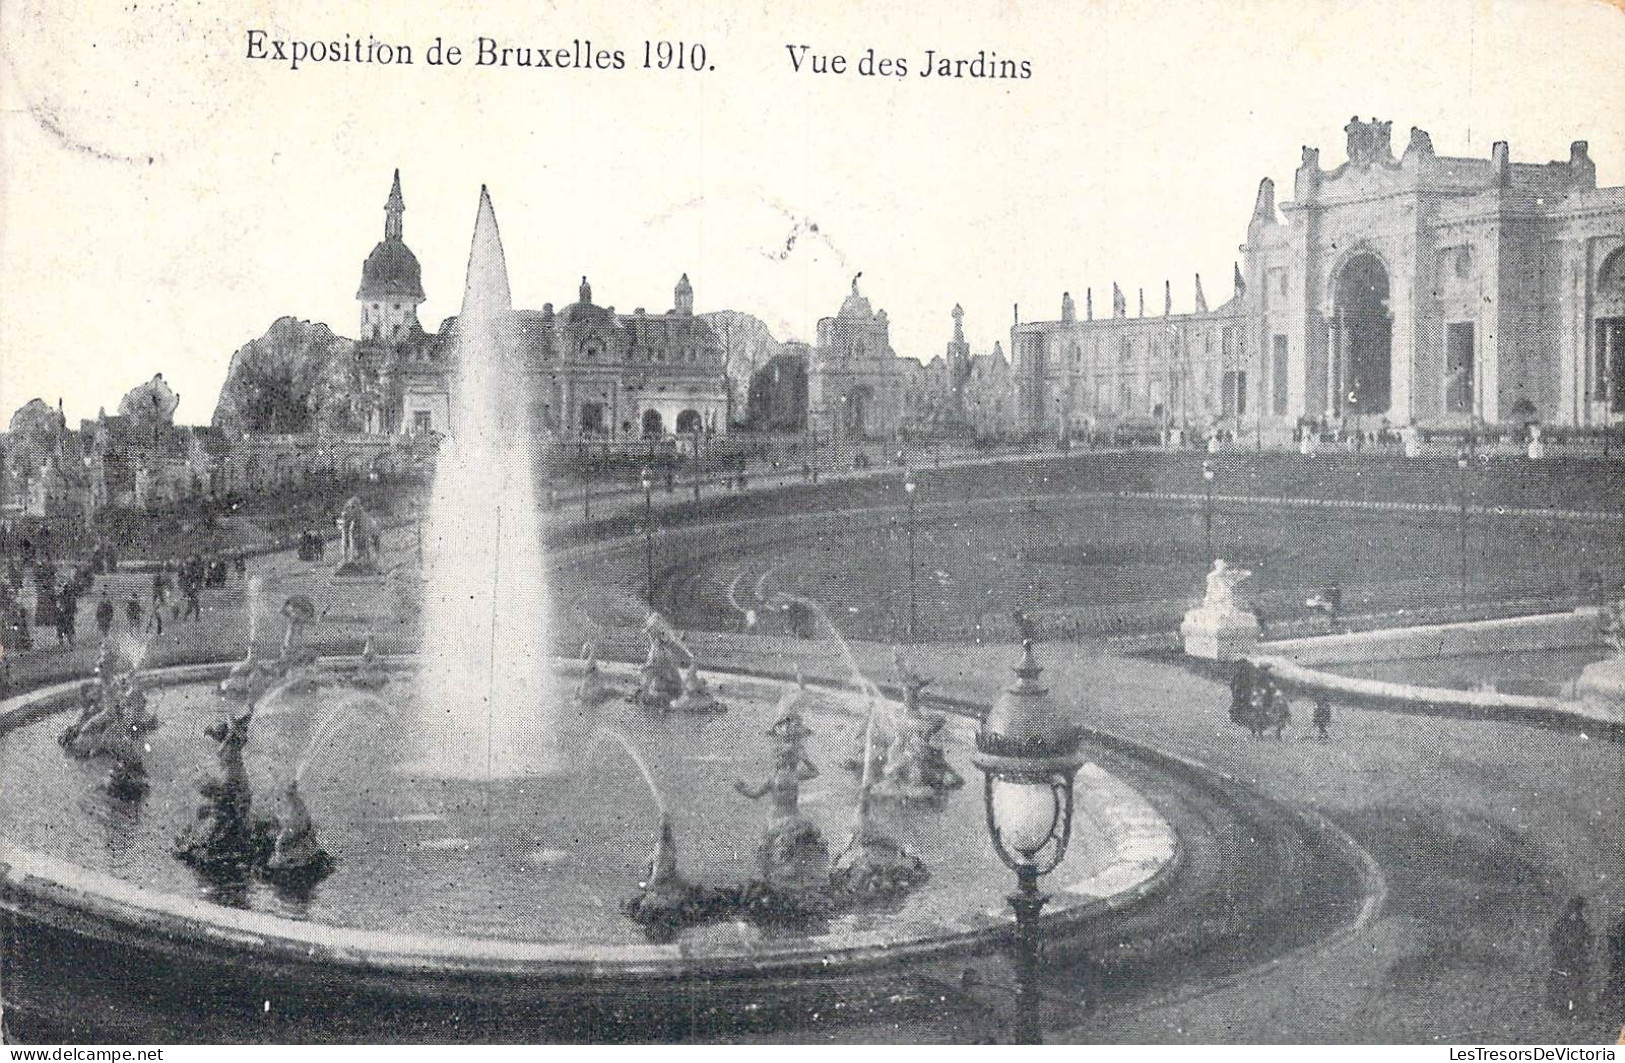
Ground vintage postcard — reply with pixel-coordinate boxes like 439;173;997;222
1;0;1623;1049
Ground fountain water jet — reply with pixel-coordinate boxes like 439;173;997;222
591;727;668;819
415;186;558;778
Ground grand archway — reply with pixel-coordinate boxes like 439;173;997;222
842;385;874;438
1332;254;1392;416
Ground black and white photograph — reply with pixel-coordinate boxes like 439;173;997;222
1;0;1623;1049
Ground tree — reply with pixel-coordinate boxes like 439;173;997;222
211;317;363;434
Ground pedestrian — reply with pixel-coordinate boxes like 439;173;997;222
36;581;58;631
1547;896;1593;1018
234;554;247;579
125;594;143;632
95;593;114;639
1229;659;1255;726
182;584;201;622
1313;695;1333;740
1605;907;1625;1020
56;600;76;648
151;566;170;609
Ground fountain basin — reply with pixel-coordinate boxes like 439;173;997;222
0;656;1178;1036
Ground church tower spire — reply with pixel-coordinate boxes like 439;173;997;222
385;169;405;241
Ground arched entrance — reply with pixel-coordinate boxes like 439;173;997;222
1332;254;1392;416
579;402;606;435
842;385;873;438
675;409;702;434
641;409;664;437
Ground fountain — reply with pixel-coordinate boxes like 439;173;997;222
0;185;1161;1041
415;186;558;778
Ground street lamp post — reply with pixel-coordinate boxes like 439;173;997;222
1202;459;1215;571
641;465;655;606
583;448;593;525
904;467;919;641
971;638;1086;1045
1456;448;1470;611
692;432;702;504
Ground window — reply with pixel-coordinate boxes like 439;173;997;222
1272;335;1289;415
1445;322;1475;413
1222;370;1248;416
412;410;432;434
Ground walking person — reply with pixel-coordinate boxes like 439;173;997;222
1604;907;1625;1022
1313;695;1333;740
1547;896;1593;1018
182;583;202;622
56;586;77;648
125;594;143;633
1229;659;1255;727
95;593;114;640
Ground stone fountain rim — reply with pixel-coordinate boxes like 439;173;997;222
0;655;1181;983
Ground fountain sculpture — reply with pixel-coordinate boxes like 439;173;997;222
671;658;725;714
870;651;964;803
829;788;929;900
735;685;831;914
264;779;333;887
173;711;265;879
59;646;159;761
349;632;389;690
634;614;686;708
574;642;613;707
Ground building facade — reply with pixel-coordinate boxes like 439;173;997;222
1012;120;1625;438
353;173;730;440
807;277;911;439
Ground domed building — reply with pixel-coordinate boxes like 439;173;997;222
807;275;910;439
351;173;729;439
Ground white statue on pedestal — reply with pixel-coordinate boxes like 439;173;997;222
1203;559;1250;612
1182;559;1260;661
1527;424;1545;460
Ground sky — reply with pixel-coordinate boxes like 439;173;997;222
2;0;1623;425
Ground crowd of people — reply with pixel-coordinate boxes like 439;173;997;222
1229;659;1334;741
0;541;248;656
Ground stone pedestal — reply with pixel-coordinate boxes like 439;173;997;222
1180;606;1260;661
1576;656;1625;721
